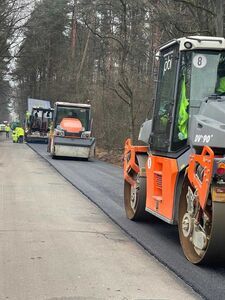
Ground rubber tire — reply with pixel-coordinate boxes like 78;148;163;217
124;154;147;221
178;176;225;265
178;177;203;264
124;176;147;221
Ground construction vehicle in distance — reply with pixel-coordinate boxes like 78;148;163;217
47;102;95;159
124;36;225;264
25;98;54;143
0;123;6;132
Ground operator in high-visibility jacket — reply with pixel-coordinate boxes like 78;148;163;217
178;75;189;140
216;76;225;94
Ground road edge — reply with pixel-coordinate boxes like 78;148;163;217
26;143;203;300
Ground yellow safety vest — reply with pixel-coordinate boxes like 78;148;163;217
16;127;24;137
216;77;225;94
178;76;189;140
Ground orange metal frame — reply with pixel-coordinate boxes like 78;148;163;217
145;155;179;221
124;138;180;222
124;141;216;222
124;138;148;186
188;146;214;210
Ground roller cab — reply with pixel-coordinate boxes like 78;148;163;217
124;36;225;264
25;107;54;143
48;102;95;159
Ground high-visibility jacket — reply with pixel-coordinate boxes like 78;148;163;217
5;125;10;132
12;130;17;142
216;76;225;94
15;127;24;137
178;76;189;140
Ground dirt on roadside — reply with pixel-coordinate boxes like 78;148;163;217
96;147;124;167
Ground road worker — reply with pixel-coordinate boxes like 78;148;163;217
12;129;17;143
16;126;24;143
12;125;24;143
5;124;10;138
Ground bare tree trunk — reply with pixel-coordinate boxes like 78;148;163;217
76;29;91;83
128;95;134;142
215;0;224;36
46;39;51;97
71;0;77;60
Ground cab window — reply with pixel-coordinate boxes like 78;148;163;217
151;44;179;152
172;52;191;151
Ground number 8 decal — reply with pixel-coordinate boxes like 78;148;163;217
198;56;202;66
193;54;207;69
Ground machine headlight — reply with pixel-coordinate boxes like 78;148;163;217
81;131;91;138
32;131;40;136
216;162;225;176
54;128;65;137
184;41;192;49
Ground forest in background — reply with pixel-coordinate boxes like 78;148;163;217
0;0;224;148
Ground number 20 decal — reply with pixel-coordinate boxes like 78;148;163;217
194;134;213;143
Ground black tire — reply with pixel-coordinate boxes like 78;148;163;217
124;175;146;221
124;154;147;221
178;177;203;264
178;176;225;264
49;139;55;158
47;139;51;152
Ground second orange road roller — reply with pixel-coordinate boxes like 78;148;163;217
48;102;95;159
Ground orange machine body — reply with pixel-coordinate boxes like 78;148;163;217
124;138;217;224
187;146;214;210
145;155;179;223
124;138;180;223
60;118;83;133
124;138;148;186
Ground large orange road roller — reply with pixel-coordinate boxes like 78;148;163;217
124;36;225;264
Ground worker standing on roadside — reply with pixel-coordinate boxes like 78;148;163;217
15;126;24;143
5;124;10;138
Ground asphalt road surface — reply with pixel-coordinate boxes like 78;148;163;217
1;138;200;300
29;143;225;300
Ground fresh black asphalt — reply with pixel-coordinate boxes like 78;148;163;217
28;143;225;300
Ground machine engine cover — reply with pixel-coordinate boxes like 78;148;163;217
189;98;225;149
